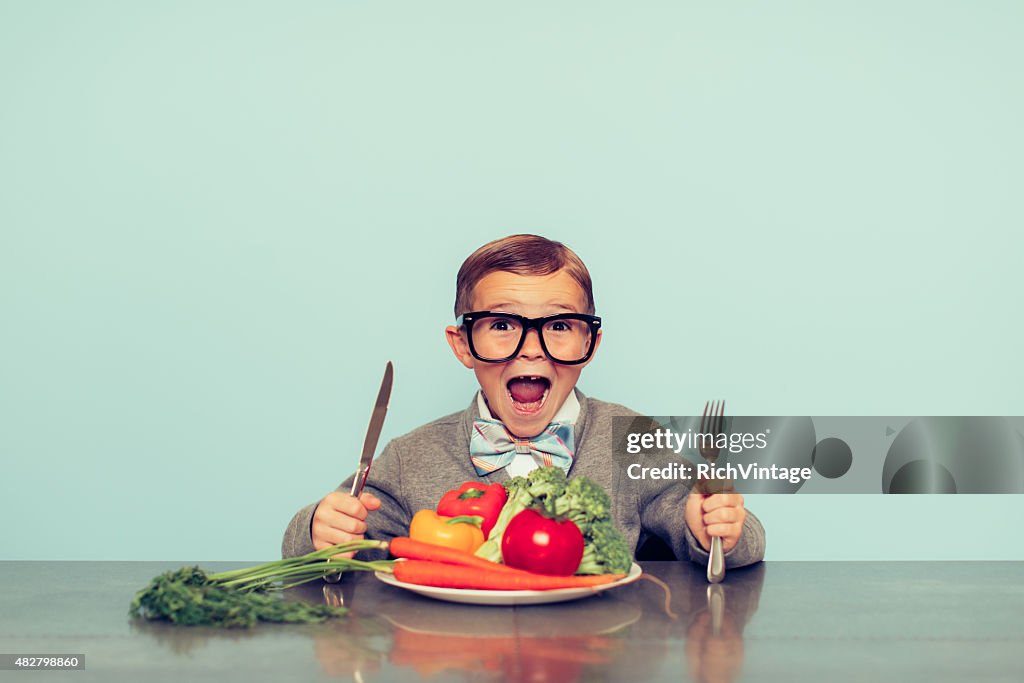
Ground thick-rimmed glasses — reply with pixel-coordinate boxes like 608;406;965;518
458;311;602;365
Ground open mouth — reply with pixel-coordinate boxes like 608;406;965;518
506;375;551;415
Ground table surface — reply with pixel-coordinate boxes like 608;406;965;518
1;561;1022;682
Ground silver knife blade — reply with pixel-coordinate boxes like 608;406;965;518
349;361;393;497
326;361;394;583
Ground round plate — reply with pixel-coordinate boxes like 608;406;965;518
373;563;642;606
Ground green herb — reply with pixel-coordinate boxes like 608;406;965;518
129;540;392;628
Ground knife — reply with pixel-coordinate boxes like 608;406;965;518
325;361;393;583
350;361;393;497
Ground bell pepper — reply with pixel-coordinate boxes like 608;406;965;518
437;482;508;537
409;509;486;553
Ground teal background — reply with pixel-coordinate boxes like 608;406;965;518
2;1;1021;560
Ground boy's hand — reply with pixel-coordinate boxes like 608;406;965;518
311;491;382;559
684;492;746;553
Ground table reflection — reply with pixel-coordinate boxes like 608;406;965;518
131;562;765;682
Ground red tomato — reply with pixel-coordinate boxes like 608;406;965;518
501;509;584;576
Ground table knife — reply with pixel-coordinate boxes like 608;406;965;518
325;361;393;583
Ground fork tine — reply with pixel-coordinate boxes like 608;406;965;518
701;400;710;434
717;400;725;435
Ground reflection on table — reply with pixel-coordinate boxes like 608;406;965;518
298;562;765;683
6;561;1020;682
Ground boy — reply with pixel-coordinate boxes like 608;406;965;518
282;235;765;567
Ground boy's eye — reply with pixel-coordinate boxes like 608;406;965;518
546;320;571;332
488;317;519;332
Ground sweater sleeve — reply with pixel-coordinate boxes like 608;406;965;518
280;437;413;562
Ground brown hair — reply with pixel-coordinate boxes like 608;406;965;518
454;234;595;317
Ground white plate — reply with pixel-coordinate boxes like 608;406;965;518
373;563;642;606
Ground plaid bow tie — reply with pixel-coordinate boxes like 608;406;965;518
469;418;575;476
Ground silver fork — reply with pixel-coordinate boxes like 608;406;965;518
699;400;727;584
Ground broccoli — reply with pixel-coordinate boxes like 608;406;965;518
551;475;611;534
504;475;531;501
473;466;633;574
576;519;632;575
525;464;568;501
547;473;629;575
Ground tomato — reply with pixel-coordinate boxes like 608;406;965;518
500;508;584;576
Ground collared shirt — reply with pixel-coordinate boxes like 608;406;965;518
476;389;581;477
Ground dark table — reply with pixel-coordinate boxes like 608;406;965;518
1;561;1022;682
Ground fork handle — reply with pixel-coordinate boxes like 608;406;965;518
707;536;725;583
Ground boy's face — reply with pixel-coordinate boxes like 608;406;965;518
446;269;601;438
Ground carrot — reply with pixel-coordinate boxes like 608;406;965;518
389;537;523;573
392;560;625;591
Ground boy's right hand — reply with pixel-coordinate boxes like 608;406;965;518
311;491;382;559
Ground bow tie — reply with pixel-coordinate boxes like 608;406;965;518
469;419;575;476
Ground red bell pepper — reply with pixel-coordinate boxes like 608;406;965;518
437;482;508;537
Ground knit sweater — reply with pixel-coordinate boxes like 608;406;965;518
282;392;766;567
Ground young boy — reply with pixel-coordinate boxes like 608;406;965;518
282;235;765;567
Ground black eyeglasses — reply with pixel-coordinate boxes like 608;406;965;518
457;311;602;365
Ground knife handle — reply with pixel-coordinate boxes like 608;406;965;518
324;469;371;584
707;536;725;584
350;464;371;498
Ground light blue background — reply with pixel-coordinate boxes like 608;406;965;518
2;1;1021;560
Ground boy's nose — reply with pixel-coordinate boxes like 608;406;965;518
518;328;545;360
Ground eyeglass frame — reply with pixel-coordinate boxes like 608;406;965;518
456;310;603;365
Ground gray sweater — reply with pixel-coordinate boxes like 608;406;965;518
282;392;766;567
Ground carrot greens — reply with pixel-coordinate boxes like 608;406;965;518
129;540;393;628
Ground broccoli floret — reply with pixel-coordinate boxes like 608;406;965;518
504;475;531;499
525;466;568;501
577;519;632;575
553;476;611;533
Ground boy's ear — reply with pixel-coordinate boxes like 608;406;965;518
445;325;475;369
580;328;602;368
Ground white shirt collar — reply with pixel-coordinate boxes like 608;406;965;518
477;388;581;426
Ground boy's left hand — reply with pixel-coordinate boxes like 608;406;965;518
684;492;747;553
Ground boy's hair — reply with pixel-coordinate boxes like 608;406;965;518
454;234;595;317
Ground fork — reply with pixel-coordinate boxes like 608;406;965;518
699;400;727;584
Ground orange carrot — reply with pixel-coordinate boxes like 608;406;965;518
389;537;523;573
392;560;625;591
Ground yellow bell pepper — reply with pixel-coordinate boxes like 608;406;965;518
408;509;486;553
